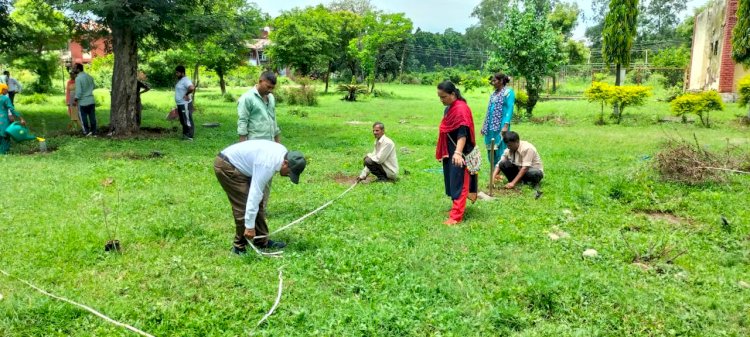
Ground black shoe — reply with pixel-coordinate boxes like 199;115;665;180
231;246;247;255
259;240;287;249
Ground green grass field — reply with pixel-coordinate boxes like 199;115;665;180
1;83;749;336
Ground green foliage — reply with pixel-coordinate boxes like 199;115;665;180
269;5;341;76
349;12;412;92
664;85;684;102
461;71;488;93
488;3;561;118
337;77;368;101
733;0;750;65
738;75;750;111
87;54;114;89
602;0;638;82
222;92;236;103
548;2;581;39
141;49;194;88
670;90;725;127
283;78;318;106
651;46;690;88
514;90;528;111
627;67;651;85
564;39;589;65
15;92;48;105
638;0;687;43
8;0;71;93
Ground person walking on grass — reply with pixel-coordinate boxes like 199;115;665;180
0;84;26;155
214;139;306;254
492;131;544;192
65;71;81;131
237;71;279;143
436;80;478;226
357;122;399;182
4;71;21;105
74;63;97;136
174;65;195;140
481;73;515;168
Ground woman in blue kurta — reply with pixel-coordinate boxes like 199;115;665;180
0;83;26;154
480;73;515;168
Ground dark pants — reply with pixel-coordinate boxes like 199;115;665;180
213;156;270;249
8;91;16;105
364;156;389;181
442;159;478;200
498;160;544;187
177;102;194;138
78;104;97;135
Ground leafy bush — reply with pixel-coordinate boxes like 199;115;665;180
222;92;236;103
372;89;394;98
462;71;489;93
651;47;690;88
608;85;652;124
664;86;683;102
88;54;114;89
283;77;317;106
627;67;651;85
337;76;367;101
142;49;195;88
584;81;611;124
287;107;309;118
738;74;750;119
670;90;724;127
398;73;421;85
515;90;529;112
16;93;48;105
593;73;609;82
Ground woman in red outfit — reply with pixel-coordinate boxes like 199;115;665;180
436;81;478;225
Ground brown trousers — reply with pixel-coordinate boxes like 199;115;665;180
213;156;270;248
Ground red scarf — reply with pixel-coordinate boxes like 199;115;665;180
436;99;476;160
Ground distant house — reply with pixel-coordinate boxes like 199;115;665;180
248;27;272;66
688;0;750;99
62;38;108;67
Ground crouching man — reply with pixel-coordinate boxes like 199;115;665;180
357;122;399;182
214;139;306;254
492;131;544;190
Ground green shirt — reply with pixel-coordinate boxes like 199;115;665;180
75;71;96;106
0;94;20;136
237;87;279;140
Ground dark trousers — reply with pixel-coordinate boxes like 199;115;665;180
442;159;478;200
8;91;16;105
78;104;97;135
177;102;194;138
498;160;544;187
213;156;270;249
364;156;389;180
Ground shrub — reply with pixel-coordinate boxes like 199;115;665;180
372;89;394;98
665;85;683;102
651;47;690;88
88;54;114;89
226;65;261;87
584;81;612;124
738;74;750;119
515;90;529;112
462;71;489;93
284;77;317;106
287;107;309;118
16;93;48;105
670;90;724;127
222;92;236;103
627;67;651;85
593;73;609;82
398;73;421;85
337;77;368;102
607;85;652;124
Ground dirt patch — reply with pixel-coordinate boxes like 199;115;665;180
345;121;368;126
103;150;165;160
331;172;358;185
530;115;569;126
22;144;59;155
638;210;686;225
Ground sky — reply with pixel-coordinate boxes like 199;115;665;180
250;0;708;40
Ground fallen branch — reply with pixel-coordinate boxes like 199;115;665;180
256;268;284;328
698;166;750;175
0;268;156;337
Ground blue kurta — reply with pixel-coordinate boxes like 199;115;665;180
0;94;21;154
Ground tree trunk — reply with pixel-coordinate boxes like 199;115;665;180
613;63;622;119
525;82;538;119
325;61;332;94
552;75;557;93
218;68;226;95
109;25;139;136
192;63;200;104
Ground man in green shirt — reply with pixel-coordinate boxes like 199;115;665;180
237;71;280;142
74;63;97;136
0;84;26;154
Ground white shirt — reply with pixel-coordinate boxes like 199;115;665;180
359;134;399;179
7;77;20;92
175;76;193;105
221;140;287;228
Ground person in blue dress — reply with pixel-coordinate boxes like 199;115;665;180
480;73;515;168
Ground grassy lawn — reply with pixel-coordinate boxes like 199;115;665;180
1;83;749;336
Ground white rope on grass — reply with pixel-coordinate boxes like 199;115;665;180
0;268;156;337
255;268;284;328
698;166;750;175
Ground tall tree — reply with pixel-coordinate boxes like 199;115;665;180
328;0;374;15
0;0;16;52
267;5;339;78
602;0;639;86
49;0;225;136
488;3;561;118
326;9;364;92
465;0;511;50
638;0;687;42
548;2;580;39
584;0;609;50
9;0;71;93
733;0;750;66
349;11;412;92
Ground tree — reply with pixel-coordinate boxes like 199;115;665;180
733;0;750;66
49;0;227;136
465;0;511;50
267;6;339;78
0;0;16;52
638;0;687;42
488;3;561;118
602;0;639;86
565;39;589;65
328;0;374;15
9;0;71;93
349;11;412;92
584;0;609;50
326;9;364;93
199;2;265;94
548;2;580;39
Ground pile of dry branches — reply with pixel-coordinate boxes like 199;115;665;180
654;135;749;184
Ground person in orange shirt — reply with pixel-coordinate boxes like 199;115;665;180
64;71;80;131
